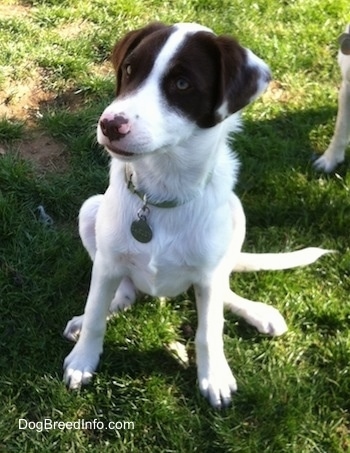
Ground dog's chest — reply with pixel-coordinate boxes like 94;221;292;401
96;185;231;297
118;250;198;297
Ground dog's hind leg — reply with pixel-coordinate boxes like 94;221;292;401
228;180;332;271
79;195;103;260
224;289;288;336
63;277;137;342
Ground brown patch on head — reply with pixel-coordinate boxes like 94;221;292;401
162;31;270;128
110;23;269;128
111;22;171;96
162;31;222;128
215;36;270;117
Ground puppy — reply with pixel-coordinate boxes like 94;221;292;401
314;25;350;172
63;23;330;407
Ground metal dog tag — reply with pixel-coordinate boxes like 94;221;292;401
131;218;153;243
339;33;350;55
341;37;350;55
130;204;153;243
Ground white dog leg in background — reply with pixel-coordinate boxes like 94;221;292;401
314;25;350;172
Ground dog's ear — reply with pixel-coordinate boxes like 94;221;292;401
112;23;168;95
215;36;271;119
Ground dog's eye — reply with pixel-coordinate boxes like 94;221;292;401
176;77;190;91
125;64;132;76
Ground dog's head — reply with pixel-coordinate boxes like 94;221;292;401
97;22;271;160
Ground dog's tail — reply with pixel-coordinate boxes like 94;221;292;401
233;247;334;272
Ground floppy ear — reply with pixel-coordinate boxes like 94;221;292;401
215;36;271;119
111;22;168;95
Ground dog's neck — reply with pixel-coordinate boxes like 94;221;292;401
125;163;192;208
109;119;240;206
123;129;228;205
125;152;214;206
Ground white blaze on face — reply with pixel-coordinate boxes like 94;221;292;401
146;23;214;89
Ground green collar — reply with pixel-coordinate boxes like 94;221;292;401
125;166;185;208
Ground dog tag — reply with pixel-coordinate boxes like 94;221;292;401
339;33;350;55
341;37;350;55
131;218;153;243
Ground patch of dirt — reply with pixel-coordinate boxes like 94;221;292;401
0;70;69;172
39;88;89;113
17;134;68;172
0;72;53;122
1;134;69;173
0;4;111;172
55;20;90;39
263;80;291;103
90;61;114;78
0;4;30;18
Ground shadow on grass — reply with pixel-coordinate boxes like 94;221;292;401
237;105;348;181
233;106;349;240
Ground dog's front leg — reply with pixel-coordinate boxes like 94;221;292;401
63;252;121;389
194;279;237;408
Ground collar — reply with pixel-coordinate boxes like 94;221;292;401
125;165;186;208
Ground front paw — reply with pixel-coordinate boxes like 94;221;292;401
198;358;237;408
63;342;101;389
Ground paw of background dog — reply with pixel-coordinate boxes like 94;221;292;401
313;151;345;173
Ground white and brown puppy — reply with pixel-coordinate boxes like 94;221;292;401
63;23;329;408
314;25;350;172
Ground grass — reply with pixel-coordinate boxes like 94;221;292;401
0;0;349;451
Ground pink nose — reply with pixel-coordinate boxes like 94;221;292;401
100;114;131;141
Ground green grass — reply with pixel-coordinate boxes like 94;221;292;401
0;0;349;451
